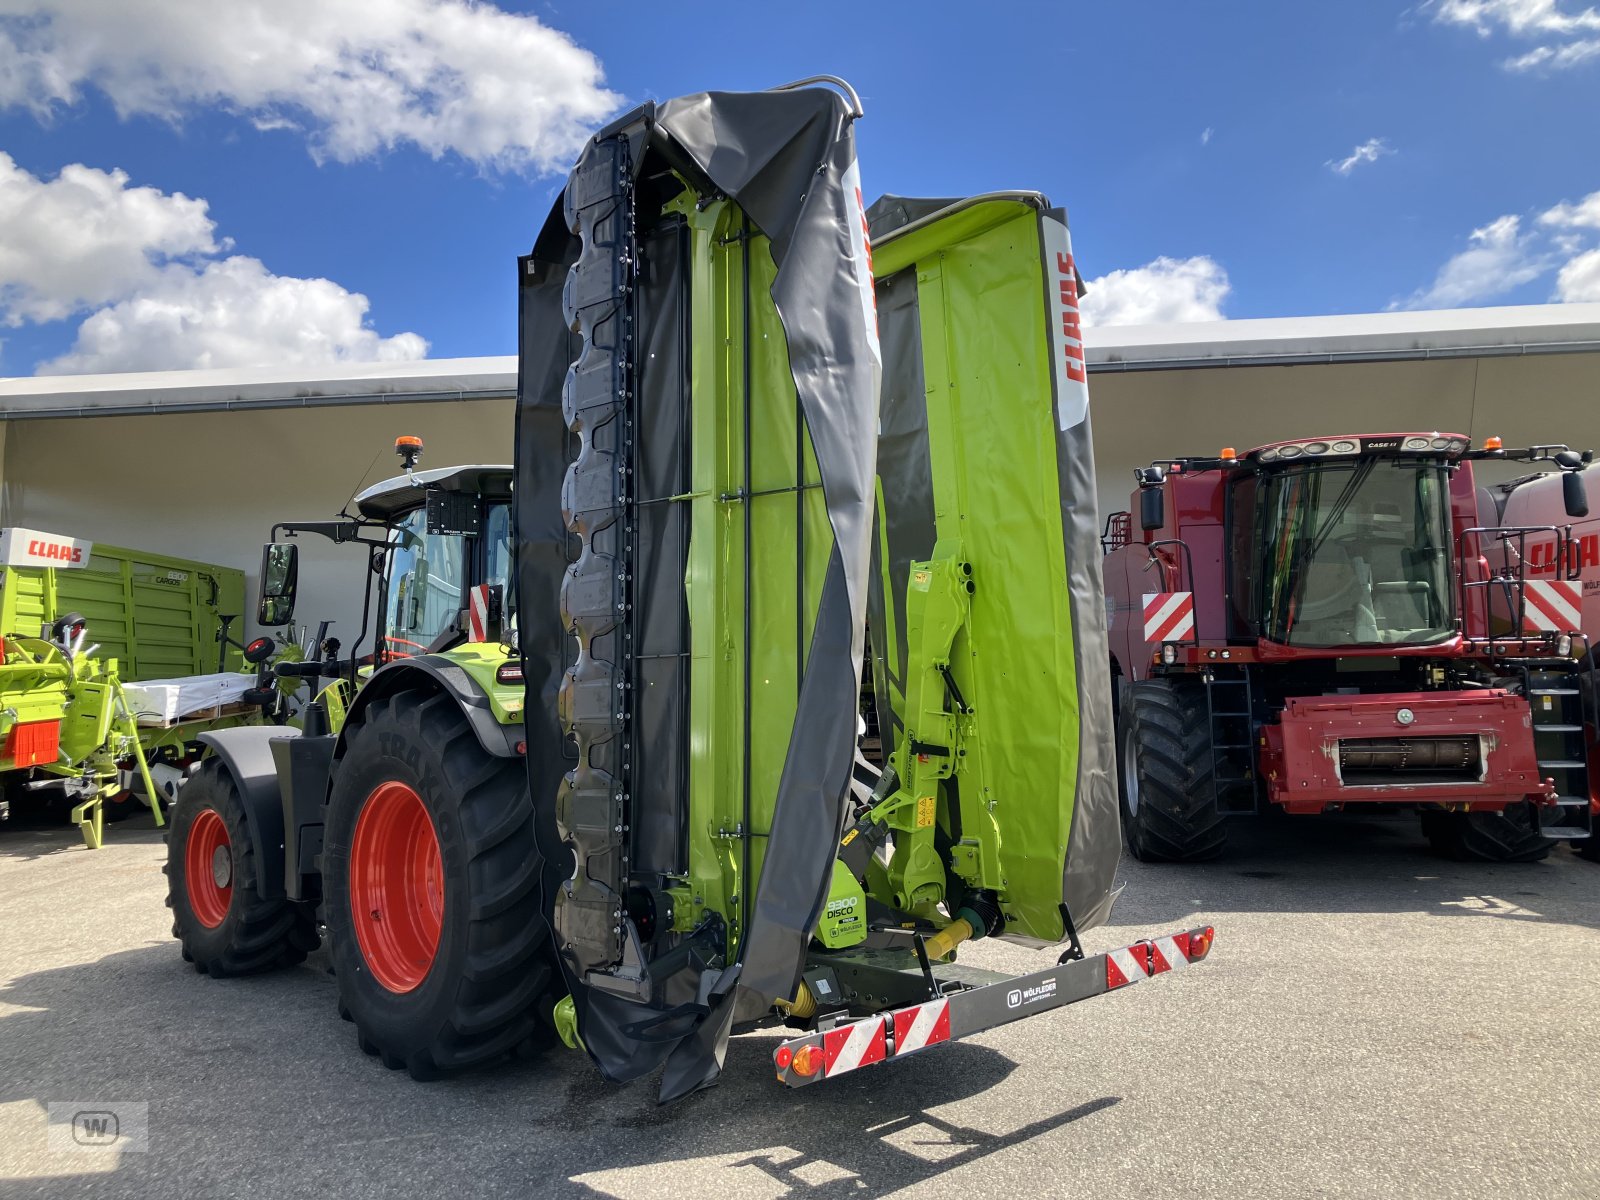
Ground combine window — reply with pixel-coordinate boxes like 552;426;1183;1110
1251;461;1454;647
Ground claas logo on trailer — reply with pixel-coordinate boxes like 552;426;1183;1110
0;527;92;569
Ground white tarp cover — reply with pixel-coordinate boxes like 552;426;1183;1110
121;672;254;725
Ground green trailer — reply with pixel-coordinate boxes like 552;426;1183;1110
0;528;246;679
0;528;258;846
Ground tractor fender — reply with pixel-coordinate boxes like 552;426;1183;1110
195;724;299;902
338;656;520;761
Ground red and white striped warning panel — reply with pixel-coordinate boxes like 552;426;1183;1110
891;997;951;1057
1522;579;1583;633
772;925;1215;1088
1104;943;1150;988
823;1014;886;1075
1105;929;1211;990
468;584;492;642
1142;591;1195;643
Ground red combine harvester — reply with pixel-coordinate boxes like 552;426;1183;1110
1103;432;1598;863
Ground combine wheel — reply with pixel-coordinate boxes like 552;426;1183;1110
1117;678;1227;862
165;761;319;975
323;690;555;1081
1420;806;1552;863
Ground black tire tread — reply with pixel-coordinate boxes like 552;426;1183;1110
165;760;319;977
328;690;554;1081
1120;678;1228;862
1420;807;1553;863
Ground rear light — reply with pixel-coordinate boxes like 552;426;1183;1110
495;663;524;685
1188;926;1215;961
1558;634;1574;656
774;1045;793;1070
789;1044;822;1077
1161;644;1178;665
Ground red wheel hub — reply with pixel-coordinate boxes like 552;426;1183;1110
185;807;233;928
350;780;444;993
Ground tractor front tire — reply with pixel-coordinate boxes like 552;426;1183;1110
324;690;554;1082
1117;678;1227;862
1420;805;1553;863
165;760;319;976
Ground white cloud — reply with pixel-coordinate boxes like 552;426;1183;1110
1503;36;1600;65
1400;214;1549;307
0;0;619;172
1327;137;1394;176
38;257;427;374
0;151;217;324
1555;248;1600;299
1540;189;1600;229
0;153;425;373
1430;0;1600;70
1080;256;1229;326
1200;126;1214;145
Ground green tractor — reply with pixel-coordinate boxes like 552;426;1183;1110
166;80;1213;1100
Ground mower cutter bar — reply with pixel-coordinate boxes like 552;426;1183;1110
772;925;1215;1088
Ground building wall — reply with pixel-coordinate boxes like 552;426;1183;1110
0;398;514;648
1088;350;1600;524
1;347;1594;659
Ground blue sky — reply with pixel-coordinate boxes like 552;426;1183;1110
0;0;1597;376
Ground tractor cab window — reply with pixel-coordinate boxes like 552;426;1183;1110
1253;460;1453;647
384;506;467;657
483;501;514;628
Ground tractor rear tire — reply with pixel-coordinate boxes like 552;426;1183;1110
1117;678;1227;862
1420;805;1553;863
1577;834;1600;863
323;690;555;1082
165;760;320;976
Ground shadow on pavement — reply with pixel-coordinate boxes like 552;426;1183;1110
0;942;1119;1199
1111;808;1600;932
0;801;162;862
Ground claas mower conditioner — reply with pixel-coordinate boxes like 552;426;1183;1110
166;79;1212;1102
1104;433;1597;864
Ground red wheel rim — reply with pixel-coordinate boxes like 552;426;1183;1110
185;808;233;928
350;781;444;993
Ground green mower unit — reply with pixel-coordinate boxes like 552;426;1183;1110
165;79;1213;1101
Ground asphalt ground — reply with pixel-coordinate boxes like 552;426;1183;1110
2;806;1598;1200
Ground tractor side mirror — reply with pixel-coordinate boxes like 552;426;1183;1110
1563;470;1589;519
258;542;299;627
1139;486;1165;532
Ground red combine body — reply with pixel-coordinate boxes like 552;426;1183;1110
1102;432;1599;863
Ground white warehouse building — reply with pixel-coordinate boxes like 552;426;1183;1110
0;303;1595;639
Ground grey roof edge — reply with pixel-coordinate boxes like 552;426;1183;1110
0;303;1596;420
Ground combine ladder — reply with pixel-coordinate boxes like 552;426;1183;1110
1205;670;1259;815
1522;663;1593;843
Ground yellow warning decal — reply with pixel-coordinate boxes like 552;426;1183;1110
841;828;859;847
916;796;936;827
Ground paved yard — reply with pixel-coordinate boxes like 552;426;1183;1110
2;808;1597;1199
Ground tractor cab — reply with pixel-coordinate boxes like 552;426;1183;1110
351;463;514;659
252;441;515;713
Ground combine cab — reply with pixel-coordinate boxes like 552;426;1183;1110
1104;434;1596;862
